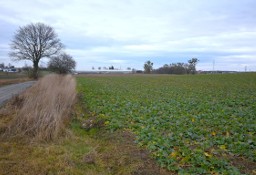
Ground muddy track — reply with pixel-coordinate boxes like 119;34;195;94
0;81;36;107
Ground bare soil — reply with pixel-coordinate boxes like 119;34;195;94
95;129;175;175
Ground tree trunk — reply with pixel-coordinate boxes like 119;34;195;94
33;61;39;79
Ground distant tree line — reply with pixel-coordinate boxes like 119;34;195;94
154;63;189;74
144;58;199;74
91;65;131;71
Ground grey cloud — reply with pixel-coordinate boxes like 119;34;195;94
0;0;255;70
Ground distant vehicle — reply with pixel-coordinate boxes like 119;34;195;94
3;68;17;72
11;68;17;72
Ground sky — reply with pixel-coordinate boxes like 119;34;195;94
0;0;256;71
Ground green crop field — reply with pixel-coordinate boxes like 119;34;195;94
77;73;256;174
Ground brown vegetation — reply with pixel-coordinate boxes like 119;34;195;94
0;78;30;86
3;74;76;141
0;72;31;86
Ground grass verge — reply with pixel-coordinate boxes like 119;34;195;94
3;74;76;141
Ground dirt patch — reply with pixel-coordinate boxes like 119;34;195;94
228;155;256;175
81;116;105;130
94;129;175;175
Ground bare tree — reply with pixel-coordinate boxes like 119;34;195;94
9;22;63;79
48;53;76;74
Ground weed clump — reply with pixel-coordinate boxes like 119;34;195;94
5;74;76;141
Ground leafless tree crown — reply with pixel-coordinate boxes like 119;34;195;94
48;53;76;74
9;23;63;63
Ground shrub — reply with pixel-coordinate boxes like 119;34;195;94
48;53;76;74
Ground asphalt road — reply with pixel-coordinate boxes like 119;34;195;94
0;81;36;107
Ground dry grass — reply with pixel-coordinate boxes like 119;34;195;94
4;74;76;141
0;78;31;86
0;72;31;86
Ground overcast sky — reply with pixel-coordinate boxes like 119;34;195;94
0;0;256;71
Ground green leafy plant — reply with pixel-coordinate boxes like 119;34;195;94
77;73;256;174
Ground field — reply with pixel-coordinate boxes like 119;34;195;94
0;70;51;86
77;73;256;174
0;72;30;86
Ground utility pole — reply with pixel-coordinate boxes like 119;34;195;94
212;59;215;73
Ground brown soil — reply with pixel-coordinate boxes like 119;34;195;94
94;129;175;175
228;155;256;175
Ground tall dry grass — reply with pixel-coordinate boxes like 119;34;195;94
5;74;76;141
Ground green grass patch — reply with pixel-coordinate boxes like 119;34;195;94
0;119;99;175
77;73;256;174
